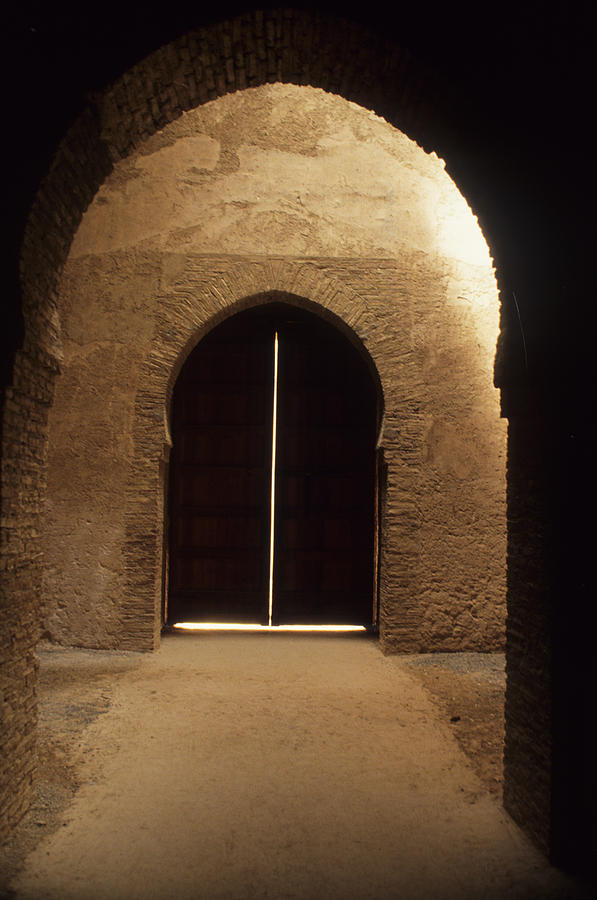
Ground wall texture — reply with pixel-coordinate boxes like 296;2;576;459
0;346;56;836
41;85;506;652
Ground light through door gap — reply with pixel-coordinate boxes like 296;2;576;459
267;330;279;627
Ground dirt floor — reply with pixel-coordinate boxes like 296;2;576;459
399;651;506;799
0;635;589;899
0;645;142;897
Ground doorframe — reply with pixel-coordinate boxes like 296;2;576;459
123;264;397;650
372;448;388;633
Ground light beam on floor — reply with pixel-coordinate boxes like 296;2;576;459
171;623;367;632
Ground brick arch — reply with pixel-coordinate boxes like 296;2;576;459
161;264;385;430
122;261;405;650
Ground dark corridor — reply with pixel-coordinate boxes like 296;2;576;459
167;304;378;626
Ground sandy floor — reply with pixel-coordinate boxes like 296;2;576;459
2;635;589;899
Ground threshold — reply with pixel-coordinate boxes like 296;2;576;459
170;623;367;633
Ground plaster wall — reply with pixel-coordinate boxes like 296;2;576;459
42;84;505;650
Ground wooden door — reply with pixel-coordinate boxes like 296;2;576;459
167;304;376;626
167;315;273;623
273;314;376;624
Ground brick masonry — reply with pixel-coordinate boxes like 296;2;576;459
1;342;58;836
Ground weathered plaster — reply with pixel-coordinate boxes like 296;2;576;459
44;84;505;650
73;86;490;265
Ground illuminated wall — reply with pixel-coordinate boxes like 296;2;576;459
42;84;505;650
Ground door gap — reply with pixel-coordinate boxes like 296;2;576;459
267;330;279;627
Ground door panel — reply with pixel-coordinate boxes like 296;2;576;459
167;316;273;623
273;315;376;625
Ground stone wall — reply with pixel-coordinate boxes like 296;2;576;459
0;344;58;839
41;85;505;652
1;101;110;843
502;415;554;853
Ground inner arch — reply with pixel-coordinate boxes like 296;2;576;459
167;302;378;628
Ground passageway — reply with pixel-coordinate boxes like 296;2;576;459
8;636;586;899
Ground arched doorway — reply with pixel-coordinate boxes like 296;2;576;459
166;303;378;627
39;83;505;654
